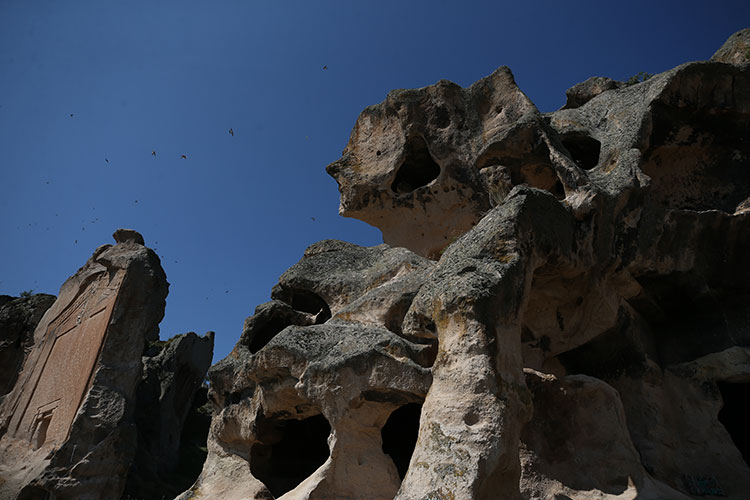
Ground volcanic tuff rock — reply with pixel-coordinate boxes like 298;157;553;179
182;28;750;500
123;331;214;500
0;294;55;398
0;230;169;500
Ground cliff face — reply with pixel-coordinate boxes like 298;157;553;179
184;29;750;500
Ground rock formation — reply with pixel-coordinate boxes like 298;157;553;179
123;331;214;500
0;294;56;398
184;28;750;500
0;230;171;500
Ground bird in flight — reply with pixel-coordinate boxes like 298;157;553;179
323;65;328;70
229;128;234;136
181;154;187;159
152;150;156;157
69;113;74;117
105;158;109;163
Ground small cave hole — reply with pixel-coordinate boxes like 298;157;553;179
247;315;297;354
560;132;601;170
381;403;423;480
717;381;750;467
273;286;332;322
250;413;331;498
390;136;441;194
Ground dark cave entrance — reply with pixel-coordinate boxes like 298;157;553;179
717;381;750;467
391;136;440;194
560;132;601;171
250;413;331;498
381;403;423;480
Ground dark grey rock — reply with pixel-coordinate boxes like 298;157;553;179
123;331;214;500
0;294;55;397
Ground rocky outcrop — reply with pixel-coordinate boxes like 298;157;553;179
185;28;750;500
0;294;55;398
123;331;214;500
181;240;435;500
711;27;750;65
0;229;169;500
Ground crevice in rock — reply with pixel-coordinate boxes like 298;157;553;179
381;402;422;480
560;132;601;170
250;412;331;498
717;381;750;467
390;135;441;194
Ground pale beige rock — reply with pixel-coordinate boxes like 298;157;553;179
182;30;750;500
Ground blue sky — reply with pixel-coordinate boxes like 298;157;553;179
1;1;747;363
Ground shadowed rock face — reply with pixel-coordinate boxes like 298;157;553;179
183;29;750;500
0;230;169;500
0;294;56;398
123;331;215;500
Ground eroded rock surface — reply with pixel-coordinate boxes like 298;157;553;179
0;230;169;500
184;29;750;500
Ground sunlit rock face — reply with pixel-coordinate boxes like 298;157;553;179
184;29;750;500
326;67;587;259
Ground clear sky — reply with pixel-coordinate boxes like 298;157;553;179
1;1;747;364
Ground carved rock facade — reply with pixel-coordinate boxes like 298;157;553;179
0;230;170;500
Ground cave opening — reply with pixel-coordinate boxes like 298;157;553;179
381;403;423;480
246;313;291;354
390;136;440;194
560;132;601;170
250;413;331;498
717;381;750;467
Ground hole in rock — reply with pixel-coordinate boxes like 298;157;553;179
381;403;422;480
717;381;750;467
250;413;331;498
246;313;304;354
390;136;440;194
560;132;601;170
273;286;332;322
432;106;450;129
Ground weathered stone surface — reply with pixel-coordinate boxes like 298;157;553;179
182;29;750;500
181;241;435;500
711;28;750;65
0;294;55;398
562;76;624;109
122;331;214;500
0;230;168;500
326;68;585;259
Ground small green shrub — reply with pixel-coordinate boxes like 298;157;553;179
19;289;34;298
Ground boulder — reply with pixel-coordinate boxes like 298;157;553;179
561;76;624;109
